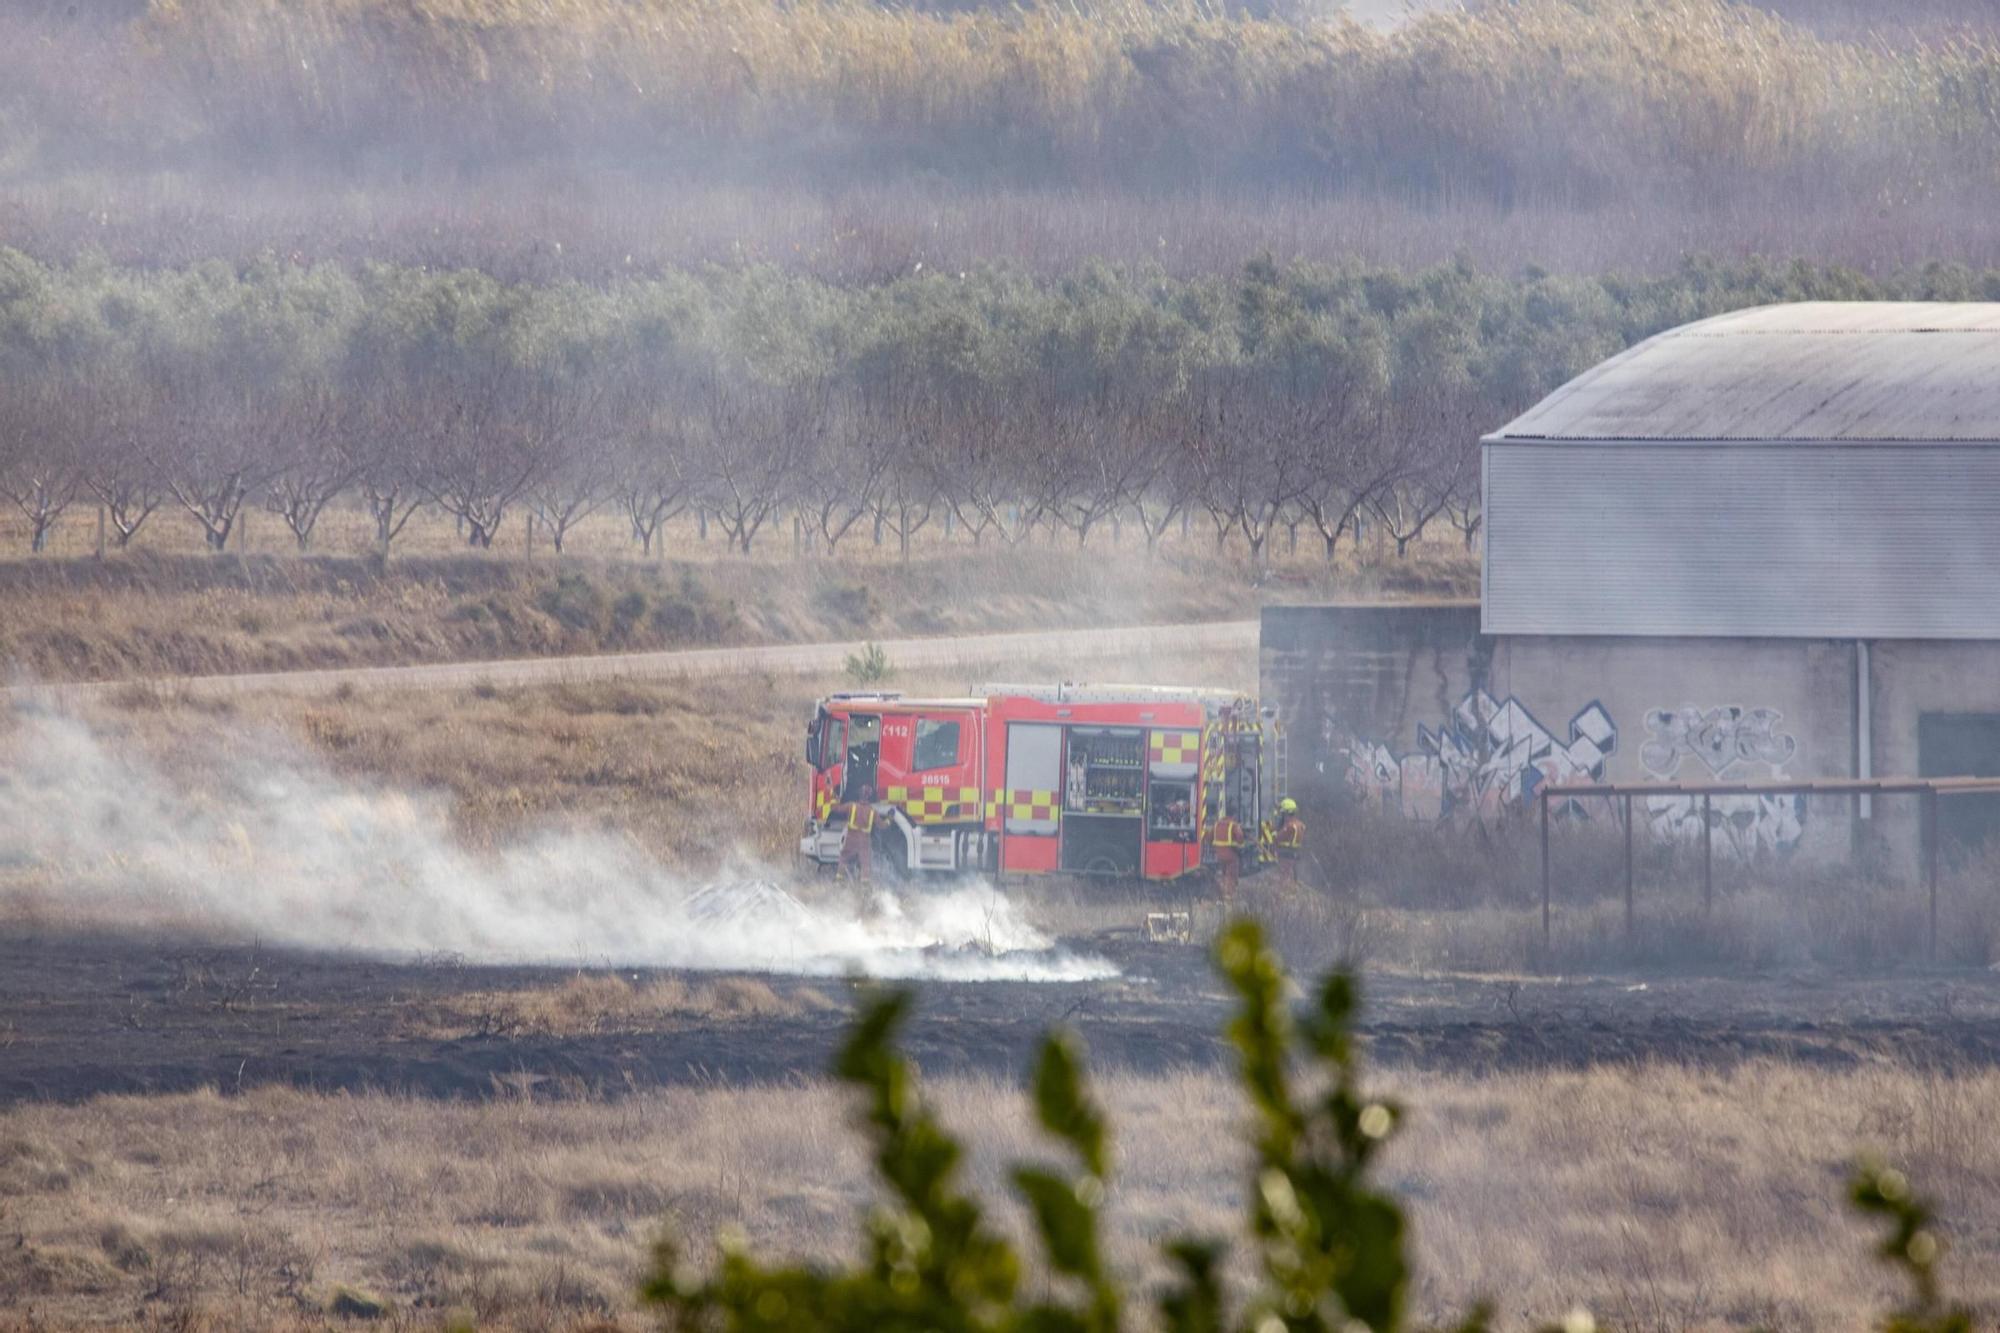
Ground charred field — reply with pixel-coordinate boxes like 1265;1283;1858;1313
8;923;2000;1108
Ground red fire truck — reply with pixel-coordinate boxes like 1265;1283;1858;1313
800;683;1284;880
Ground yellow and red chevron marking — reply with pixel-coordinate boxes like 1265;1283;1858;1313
814;789;835;819
991;789;1060;823
882;785;983;824
1148;729;1201;767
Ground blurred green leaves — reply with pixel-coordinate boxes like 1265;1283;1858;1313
645;919;1972;1333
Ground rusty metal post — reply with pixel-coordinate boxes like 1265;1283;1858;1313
1540;786;1551;952
1926;788;1940;964
1701;792;1713;919
1623;791;1635;946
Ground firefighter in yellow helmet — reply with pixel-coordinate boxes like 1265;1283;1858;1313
835;783;880;883
1268;797;1305;892
1207;809;1247;908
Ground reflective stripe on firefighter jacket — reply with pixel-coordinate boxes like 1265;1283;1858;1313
842;802;878;835
1211;816;1244;849
1274;816;1304;850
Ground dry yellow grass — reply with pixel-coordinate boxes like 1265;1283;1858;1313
6;645;1256;887
0;1063;1995;1329
402;973;838;1038
0;507;1469;683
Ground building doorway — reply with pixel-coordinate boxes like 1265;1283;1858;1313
1918;712;2000;862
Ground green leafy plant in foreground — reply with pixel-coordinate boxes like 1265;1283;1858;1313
645;920;1965;1332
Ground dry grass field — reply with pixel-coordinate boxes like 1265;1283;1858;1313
0;644;1256;884
2;1062;1995;1330
5;507;1994;1332
0;508;1474;684
11;627;1988;975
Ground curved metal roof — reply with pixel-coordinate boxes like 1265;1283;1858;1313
1489;302;2000;444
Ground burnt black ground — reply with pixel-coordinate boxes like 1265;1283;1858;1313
4;929;2000;1104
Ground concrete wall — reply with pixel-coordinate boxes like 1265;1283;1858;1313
1490;635;1855;861
1261;604;1483;816
1262;604;1869;866
1263;607;2000;877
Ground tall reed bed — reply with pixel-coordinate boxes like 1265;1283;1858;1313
61;0;1989;206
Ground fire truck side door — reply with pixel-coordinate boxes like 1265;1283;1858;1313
844;713;881;799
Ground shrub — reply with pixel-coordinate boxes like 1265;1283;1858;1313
844;642;894;686
647;920;1973;1333
536;572;610;635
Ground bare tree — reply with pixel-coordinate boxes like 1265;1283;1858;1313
528;436;613;555
161;375;273;553
614;428;692;557
691;373;818;556
356;438;428;559
0;383;83;553
261;388;356;551
409;343;567;549
934;394;1045;548
798;393;884;556
1126;399;1201;558
1298;412;1401;563
82;381;166;550
1187;364;1312;566
1440;442;1483;551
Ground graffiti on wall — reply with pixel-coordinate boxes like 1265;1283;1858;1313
1347;689;1618;826
1638;705;1805;855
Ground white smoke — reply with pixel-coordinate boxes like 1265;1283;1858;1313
0;708;1114;983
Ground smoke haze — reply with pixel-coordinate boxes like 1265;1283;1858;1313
0;708;1112;983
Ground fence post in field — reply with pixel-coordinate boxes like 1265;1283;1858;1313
525;513;534;559
1623;791;1635;946
95;505;106;560
1540;785;1551;951
1701;792;1713;919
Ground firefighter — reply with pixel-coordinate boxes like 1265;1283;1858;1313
836;784;880;883
1269;797;1305;891
1208;810;1247;908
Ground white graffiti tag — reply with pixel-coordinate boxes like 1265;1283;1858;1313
1639;706;1796;778
1640;704;1804;855
1347;691;1617;827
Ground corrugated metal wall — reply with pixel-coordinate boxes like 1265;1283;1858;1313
1483;442;2000;638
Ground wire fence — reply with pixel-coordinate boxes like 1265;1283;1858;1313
1536;776;2000;962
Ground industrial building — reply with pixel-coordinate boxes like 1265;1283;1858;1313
1264;302;2000;871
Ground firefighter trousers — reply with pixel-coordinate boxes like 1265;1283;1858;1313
839;829;873;882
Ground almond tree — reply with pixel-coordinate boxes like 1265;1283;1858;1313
82;377;166;550
261;386;355;551
160;372;269;553
798;391;885;556
691;372;819;556
614;419;694;557
415;381;547;549
0;382;84;553
1368;307;1485;558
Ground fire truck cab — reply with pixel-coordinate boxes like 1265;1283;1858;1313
800;684;1282;881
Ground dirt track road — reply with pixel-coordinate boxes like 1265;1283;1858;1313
7;619;1258;701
